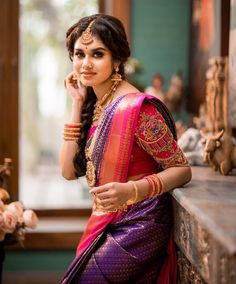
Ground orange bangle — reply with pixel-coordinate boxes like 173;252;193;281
144;174;164;197
64;122;82;128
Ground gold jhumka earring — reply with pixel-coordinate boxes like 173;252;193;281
81;19;96;45
111;66;122;82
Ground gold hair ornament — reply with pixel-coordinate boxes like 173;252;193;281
81;20;96;45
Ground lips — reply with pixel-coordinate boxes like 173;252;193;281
81;72;96;77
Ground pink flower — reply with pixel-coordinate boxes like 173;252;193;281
23;210;39;229
6;201;24;224
2;210;17;233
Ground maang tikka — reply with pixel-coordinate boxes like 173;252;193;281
81;19;96;45
111;66;122;82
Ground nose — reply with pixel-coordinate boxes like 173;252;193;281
82;56;93;70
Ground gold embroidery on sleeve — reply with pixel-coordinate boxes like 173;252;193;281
135;105;189;168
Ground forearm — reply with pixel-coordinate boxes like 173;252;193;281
71;100;83;122
59;141;78;180
90;166;192;212
129;166;192;203
59;100;83;180
156;165;192;192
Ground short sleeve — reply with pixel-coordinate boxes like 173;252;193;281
134;102;189;169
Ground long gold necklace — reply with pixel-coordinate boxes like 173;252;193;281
85;137;97;187
85;80;120;187
92;80;120;123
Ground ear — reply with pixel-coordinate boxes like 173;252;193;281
113;60;121;70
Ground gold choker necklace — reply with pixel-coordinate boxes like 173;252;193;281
92;80;120;122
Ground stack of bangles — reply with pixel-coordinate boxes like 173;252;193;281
144;174;164;197
63;122;82;141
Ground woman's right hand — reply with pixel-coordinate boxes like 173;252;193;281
64;72;87;104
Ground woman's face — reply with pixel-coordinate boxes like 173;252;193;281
72;36;114;87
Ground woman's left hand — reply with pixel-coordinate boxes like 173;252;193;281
89;182;134;212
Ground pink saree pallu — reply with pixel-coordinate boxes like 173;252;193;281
61;93;177;284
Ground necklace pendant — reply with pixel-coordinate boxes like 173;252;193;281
86;160;96;187
93;104;103;122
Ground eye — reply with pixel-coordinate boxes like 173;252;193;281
74;51;84;59
93;51;104;58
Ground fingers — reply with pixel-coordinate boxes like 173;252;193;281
90;183;117;211
90;182;129;213
64;73;87;103
91;189;112;205
90;183;112;194
64;72;78;89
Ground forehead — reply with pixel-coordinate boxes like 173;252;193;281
74;36;108;50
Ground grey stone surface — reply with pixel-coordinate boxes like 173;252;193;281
173;166;236;255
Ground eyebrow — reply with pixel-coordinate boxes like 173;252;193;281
74;47;107;52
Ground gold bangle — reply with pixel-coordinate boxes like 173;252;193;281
126;180;139;205
64;128;80;133
63;138;78;141
63;135;80;141
63;122;81;141
63;132;80;137
64;122;82;127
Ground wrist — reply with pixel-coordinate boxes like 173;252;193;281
143;174;164;197
72;98;83;108
63;122;82;142
71;101;83;122
126;181;139;205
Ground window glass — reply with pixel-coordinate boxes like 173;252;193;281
19;0;98;209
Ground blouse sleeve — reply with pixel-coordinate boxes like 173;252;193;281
134;102;189;169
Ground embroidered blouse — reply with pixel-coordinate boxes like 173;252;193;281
127;102;188;178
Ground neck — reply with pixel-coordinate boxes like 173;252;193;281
93;78;114;100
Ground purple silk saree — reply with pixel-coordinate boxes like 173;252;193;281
61;93;177;284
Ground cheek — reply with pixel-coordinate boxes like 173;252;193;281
103;66;113;78
99;61;113;77
73;60;81;71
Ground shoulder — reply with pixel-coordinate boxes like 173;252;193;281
120;92;167;115
136;102;167;141
139;101;165;121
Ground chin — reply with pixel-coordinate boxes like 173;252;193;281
80;78;94;87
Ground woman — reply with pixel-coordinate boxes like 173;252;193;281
60;14;191;284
